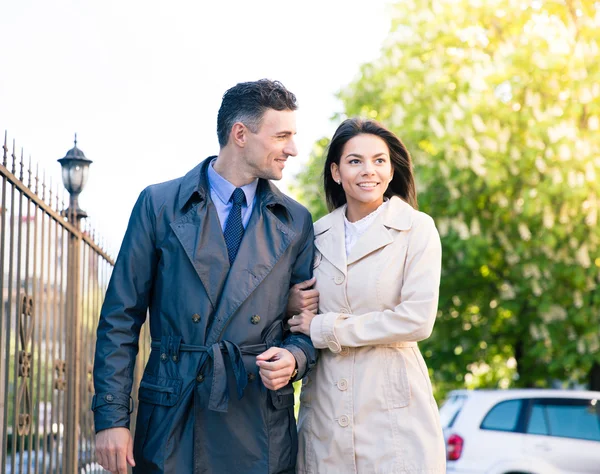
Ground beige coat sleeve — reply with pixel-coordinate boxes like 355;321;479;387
310;214;442;352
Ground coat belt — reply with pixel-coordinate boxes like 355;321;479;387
150;338;267;412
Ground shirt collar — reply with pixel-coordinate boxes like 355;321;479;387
207;158;258;206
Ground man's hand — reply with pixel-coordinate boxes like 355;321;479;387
96;427;135;474
256;347;297;391
288;309;316;337
286;277;319;316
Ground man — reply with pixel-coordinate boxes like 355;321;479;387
92;79;317;474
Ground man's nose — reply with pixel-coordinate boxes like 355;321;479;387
284;139;298;157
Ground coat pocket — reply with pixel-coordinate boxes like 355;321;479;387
138;373;183;407
267;384;297;472
268;384;295;410
383;348;411;409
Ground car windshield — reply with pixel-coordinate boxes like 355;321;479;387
440;393;468;428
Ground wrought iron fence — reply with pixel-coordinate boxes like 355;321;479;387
0;133;150;473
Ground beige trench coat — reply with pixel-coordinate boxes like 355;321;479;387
297;196;446;474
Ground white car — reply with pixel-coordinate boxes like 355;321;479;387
440;388;600;474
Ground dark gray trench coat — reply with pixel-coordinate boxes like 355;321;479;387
92;157;317;473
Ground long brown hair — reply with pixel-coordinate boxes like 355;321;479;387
323;117;417;211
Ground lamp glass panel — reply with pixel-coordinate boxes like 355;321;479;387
61;167;71;191
68;165;84;193
80;166;90;190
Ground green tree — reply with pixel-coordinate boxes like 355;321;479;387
292;0;600;398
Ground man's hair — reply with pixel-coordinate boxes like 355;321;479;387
217;79;298;147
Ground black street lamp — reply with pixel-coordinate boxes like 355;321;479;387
58;134;92;472
58;133;92;223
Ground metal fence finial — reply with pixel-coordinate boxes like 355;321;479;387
48;176;53;207
11;138;16;174
19;148;24;181
55;183;60;212
2;130;7;166
27;155;32;188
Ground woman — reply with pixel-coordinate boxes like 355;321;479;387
288;118;446;473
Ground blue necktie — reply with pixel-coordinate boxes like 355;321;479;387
223;188;246;265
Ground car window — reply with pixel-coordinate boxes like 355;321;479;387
526;404;549;435
481;399;523;432
439;394;468;428
527;398;600;442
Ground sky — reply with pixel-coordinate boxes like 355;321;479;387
0;0;392;256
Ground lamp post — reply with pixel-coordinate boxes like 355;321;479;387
58;133;92;225
58;134;91;473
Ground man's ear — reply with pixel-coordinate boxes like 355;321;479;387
231;122;247;147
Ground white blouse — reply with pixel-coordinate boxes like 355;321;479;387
343;200;389;256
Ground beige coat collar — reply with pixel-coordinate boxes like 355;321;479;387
314;196;414;270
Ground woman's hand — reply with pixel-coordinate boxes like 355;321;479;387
286;277;319;316
288;309;317;336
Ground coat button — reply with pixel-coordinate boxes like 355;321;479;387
339;347;350;356
334;275;345;285
196;374;205;383
338;415;350;427
247;373;256;382
172;355;178;362
192;313;201;323
104;394;114;402
340;308;350;314
250;315;261;325
160;353;168;362
337;379;348;391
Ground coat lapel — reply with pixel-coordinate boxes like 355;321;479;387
171;201;229;309
346;196;414;266
314;207;347;276
206;181;296;345
170;158;230;309
346;220;393;265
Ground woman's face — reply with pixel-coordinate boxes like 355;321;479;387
331;133;393;216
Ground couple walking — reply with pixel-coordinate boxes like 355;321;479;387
92;79;445;473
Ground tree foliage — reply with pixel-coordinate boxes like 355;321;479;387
292;0;600;397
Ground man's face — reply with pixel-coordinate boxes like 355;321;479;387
243;108;298;181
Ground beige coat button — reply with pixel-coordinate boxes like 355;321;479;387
334;275;345;285
337;379;348;391
339;347;350;356
338;415;350;427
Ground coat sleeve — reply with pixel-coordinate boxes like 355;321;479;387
281;210;318;379
310;214;442;351
92;188;158;432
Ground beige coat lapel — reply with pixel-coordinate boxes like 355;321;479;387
347;196;414;265
314;206;347;276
